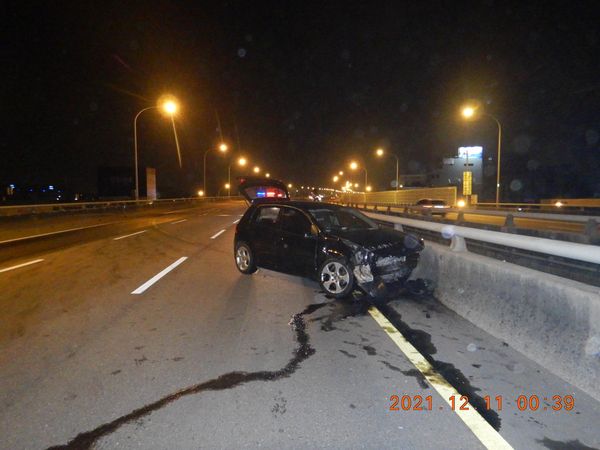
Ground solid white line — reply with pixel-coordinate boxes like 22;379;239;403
131;257;188;295
113;230;147;240
368;307;513;450
171;219;187;224
232;219;240;224
210;229;226;239
0;222;120;245
0;258;44;273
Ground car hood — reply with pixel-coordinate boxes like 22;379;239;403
329;228;423;254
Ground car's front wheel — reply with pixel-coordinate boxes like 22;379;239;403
319;259;354;298
235;242;257;274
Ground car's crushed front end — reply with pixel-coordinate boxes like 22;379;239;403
346;234;424;298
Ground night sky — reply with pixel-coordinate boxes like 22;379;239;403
3;1;600;200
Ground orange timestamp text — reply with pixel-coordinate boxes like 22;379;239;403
389;394;575;412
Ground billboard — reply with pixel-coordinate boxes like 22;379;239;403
458;146;483;159
146;167;157;200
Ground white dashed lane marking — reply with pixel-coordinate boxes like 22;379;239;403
131;257;188;295
113;230;147;240
0;259;45;273
210;229;226;239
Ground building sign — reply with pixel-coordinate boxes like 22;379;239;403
463;171;472;195
458;146;483;159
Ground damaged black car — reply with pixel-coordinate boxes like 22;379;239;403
234;178;424;299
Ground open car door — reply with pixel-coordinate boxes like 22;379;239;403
237;177;290;204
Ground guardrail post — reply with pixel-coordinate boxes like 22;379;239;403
403;206;409;215
387;205;391;214
394;223;403;232
450;235;467;252
373;205;378;211
503;213;515;231
456;211;465;224
585;219;599;242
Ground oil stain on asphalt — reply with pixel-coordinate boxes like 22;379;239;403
46;302;328;450
47;294;503;448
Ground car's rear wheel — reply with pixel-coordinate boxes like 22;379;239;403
235;242;257;274
319;259;354;298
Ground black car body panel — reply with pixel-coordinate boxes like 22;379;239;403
234;200;424;298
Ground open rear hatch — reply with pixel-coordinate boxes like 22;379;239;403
237;177;290;203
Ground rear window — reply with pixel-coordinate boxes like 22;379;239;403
308;207;377;232
253;206;280;227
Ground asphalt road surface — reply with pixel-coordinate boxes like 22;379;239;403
1;201;599;449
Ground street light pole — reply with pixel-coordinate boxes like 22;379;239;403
203;144;227;197
461;105;502;206
133;106;158;200
485;113;503;206
170;115;182;169
228;164;232;197
394;155;399;191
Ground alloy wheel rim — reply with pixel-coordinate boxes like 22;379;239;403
236;247;250;270
321;262;349;294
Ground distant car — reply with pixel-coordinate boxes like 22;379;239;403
308;191;324;202
234;178;424;299
415;198;449;216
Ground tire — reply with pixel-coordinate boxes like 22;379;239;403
235;242;257;274
318;258;354;298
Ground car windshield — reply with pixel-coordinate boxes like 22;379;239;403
307;207;378;232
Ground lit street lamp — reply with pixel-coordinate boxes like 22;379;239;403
228;157;247;197
265;173;271;178
253;166;260;174
332;175;339;182
349;160;368;188
375;148;400;190
133;97;180;200
461;103;503;206
203;142;228;196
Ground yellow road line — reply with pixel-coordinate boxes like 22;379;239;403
368;306;513;450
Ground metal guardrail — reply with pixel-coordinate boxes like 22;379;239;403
0;196;243;217
364;211;600;265
346;201;600;222
344;201;600;240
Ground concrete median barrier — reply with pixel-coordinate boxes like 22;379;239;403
410;241;600;402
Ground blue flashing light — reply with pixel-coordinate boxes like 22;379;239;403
256;190;266;198
48;185;54;190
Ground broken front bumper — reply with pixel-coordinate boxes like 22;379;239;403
352;252;420;298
